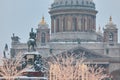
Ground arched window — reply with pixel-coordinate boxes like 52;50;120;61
72;17;77;31
41;32;46;43
109;32;113;41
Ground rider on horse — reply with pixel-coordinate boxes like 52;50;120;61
27;28;36;52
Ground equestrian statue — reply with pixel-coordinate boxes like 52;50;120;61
27;28;37;52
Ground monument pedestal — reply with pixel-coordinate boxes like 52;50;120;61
22;51;45;77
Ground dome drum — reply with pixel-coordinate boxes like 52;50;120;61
49;9;97;16
50;32;99;42
50;13;97;33
49;0;97;41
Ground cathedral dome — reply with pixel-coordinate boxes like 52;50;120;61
51;0;95;10
49;0;98;42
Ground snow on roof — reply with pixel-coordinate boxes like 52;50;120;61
0;76;48;79
25;67;36;72
24;51;40;55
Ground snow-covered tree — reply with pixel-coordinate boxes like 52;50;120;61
0;53;27;80
48;52;107;80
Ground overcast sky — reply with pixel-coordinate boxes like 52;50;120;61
0;0;120;54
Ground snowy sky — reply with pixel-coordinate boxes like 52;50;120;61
0;0;120;54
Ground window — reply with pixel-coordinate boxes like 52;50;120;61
109;32;113;41
72;17;77;31
63;18;65;31
56;19;59;32
81;17;85;31
88;18;91;30
41;32;46;43
83;18;86;31
106;48;109;55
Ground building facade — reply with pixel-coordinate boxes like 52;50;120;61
4;0;120;78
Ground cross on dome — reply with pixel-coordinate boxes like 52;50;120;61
109;16;112;22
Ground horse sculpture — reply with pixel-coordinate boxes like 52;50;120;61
27;28;36;52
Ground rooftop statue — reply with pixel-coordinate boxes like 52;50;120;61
11;33;20;43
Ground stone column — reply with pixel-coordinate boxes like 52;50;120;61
63;17;66;32
59;16;62;32
51;17;54;33
54;18;56;33
72;16;78;31
81;16;83;31
90;16;92;31
93;16;96;31
87;16;90;31
61;16;63;32
76;16;78;31
91;16;94;31
68;15;72;31
65;16;68;31
82;16;85;31
85;16;87;31
56;18;59;32
76;16;79;31
78;16;82;31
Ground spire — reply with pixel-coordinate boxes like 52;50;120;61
97;25;102;35
105;16;117;29
98;25;101;32
107;16;114;25
40;16;46;25
3;44;9;58
5;44;8;51
109;16;112;22
98;26;101;31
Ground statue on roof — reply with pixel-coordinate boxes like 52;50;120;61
11;33;20;43
27;28;36;52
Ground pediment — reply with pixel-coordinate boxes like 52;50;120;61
65;46;109;59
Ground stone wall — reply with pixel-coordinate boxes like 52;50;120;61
109;63;120;73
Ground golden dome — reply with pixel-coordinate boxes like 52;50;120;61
105;16;117;29
40;16;46;25
107;16;115;26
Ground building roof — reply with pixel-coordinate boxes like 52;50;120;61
51;0;95;10
61;45;109;59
